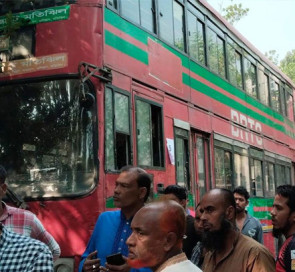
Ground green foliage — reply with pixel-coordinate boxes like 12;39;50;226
280;50;295;84
264;50;279;66
222;0;249;25
2;11;29;37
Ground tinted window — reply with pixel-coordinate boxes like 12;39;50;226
244;58;257;98
188;11;205;65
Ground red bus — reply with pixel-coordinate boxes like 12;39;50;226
0;0;294;270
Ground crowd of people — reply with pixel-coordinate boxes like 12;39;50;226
1;164;295;272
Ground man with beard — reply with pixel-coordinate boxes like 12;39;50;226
271;185;295;272
79;166;152;272
126;200;202;272
200;188;275;272
233;186;263;243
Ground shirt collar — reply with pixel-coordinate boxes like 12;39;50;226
155;252;187;272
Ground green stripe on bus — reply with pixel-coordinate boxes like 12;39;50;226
105;30;148;65
105;8;149;45
189;61;286;123
105;8;189;68
183;72;286;133
105;8;295;133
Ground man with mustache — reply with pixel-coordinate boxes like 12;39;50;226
126;200;202;272
233;186;263;243
271;185;295;272
79;166;152;272
200;188;275;272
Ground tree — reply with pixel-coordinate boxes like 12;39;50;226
265;50;279;66
280;50;295;84
209;0;249;25
222;1;249;25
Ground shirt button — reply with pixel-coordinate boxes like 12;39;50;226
120;239;123;242
118;248;121;250
124;230;127;233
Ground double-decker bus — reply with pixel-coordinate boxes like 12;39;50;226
0;0;294;270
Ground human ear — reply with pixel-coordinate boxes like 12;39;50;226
163;232;178;252
0;183;7;194
225;206;235;220
139;187;147;200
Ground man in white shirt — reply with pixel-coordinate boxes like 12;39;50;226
126;200;202;272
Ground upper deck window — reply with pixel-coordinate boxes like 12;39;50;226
244;57;257;99
227;40;242;89
285;86;294;121
121;0;155;33
207;26;226;78
270;78;281;113
187;10;205;65
158;0;185;51
258;72;270;106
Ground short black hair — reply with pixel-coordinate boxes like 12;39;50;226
276;185;295;212
233;186;250;201
164;185;187;201
0;165;7;184
120;166;152;202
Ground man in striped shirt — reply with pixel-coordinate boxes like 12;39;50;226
0;165;60;261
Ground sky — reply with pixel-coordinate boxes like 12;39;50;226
207;0;295;62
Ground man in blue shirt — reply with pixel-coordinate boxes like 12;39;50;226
233;186;263;243
79;166;152;272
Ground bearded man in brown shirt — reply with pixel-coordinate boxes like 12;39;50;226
200;188;275;272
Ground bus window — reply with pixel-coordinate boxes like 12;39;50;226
158;0;185;51
265;161;275;197
233;151;250;192
0;79;96;198
175;128;190;189
285;86;294;121
187;10;205;65
207;27;226;78
227;40;243;89
244;57;258;99
214;147;232;190
120;0;155;33
250;158;263;197
173;0;185;51
258;72;270;106
105;87;131;171
276;163;291;187
136;98;164;168
270;78;281;113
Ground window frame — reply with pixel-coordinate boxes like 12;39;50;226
135;95;165;169
104;85;132;172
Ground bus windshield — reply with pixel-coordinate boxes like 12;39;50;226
0;79;97;199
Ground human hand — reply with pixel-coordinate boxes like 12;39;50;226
83;251;100;272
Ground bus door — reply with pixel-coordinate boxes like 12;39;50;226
191;132;211;203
